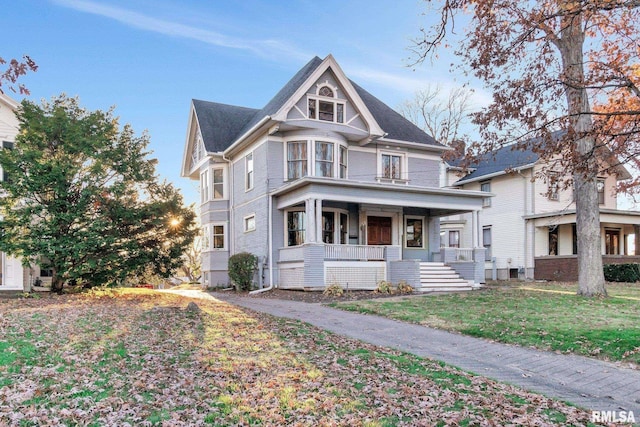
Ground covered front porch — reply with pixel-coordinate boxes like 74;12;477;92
272;177;487;291
528;209;640;281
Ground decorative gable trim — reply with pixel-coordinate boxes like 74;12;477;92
271;54;385;140
181;103;210;178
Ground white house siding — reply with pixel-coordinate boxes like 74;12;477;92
407;156;440;187
347;148;376;182
474;174;529;279
0;94;27;291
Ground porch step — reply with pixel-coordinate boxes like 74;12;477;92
417;262;472;292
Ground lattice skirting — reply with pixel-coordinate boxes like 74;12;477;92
324;261;387;290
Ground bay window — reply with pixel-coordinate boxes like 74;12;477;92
287;141;308;180
315;141;334;177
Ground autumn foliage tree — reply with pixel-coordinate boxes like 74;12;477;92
0;55;37;95
413;0;640;296
0;95;198;292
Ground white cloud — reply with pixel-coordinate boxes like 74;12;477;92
51;0;311;62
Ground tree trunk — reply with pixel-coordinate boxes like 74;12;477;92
51;268;64;295
558;2;606;296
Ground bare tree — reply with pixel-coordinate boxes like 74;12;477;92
398;84;473;146
412;1;640;296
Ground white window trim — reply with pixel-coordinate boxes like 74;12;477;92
284;138;348;181
200;169;210;204
481;181;491;207
244;213;256;233
376;150;408;184
245;152;254;192
284;208;306;247
211;166;227;200
321;208;349;245
404;215;425;249
211;222;227;251
306;82;347;124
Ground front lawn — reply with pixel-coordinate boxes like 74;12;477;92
0;288;595;425
333;282;640;366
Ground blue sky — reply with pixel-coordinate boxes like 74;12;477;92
3;0;488;206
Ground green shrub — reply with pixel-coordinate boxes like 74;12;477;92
603;263;640;283
228;252;257;291
323;282;344;297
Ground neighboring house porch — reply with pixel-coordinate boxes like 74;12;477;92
527;209;640;281
274;177;486;291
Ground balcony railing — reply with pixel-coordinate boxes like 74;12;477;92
324;244;385;261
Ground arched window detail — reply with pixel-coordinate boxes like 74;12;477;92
308;83;345;123
318;86;334;98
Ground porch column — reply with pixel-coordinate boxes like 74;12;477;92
306;198;316;243
471;210;479;248
316;199;323;244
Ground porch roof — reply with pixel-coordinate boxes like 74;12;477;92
524;208;640;226
272;177;487;216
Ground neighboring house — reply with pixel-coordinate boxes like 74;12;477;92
181;55;489;291
443;142;640;281
0;93;29;291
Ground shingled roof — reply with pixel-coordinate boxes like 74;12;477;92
453;144;540;185
192;55;442;153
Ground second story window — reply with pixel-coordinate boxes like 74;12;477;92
548;172;559;201
200;169;209;203
597;178;605;205
480;181;491;207
382;154;402;179
212;168;224;199
287;141;308;180
315;141;334;178
339;146;347;179
245;152;254;191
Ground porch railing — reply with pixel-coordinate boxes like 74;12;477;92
453;248;474;262
324;244;385;261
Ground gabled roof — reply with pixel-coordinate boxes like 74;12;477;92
351;81;441;146
454;144;539;185
191;55;442;154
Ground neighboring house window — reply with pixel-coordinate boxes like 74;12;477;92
245;152;254;191
212;168;224;199
307;85;345;123
405;217;424;248
200;169;209;203
287;141;308;180
212;224;225;250
483;226;492;261
381;153;402;180
287;211;306;246
449;230;460;248
244;214;256;232
572;224;578;255
548;226;558;255
597;178;605;205
315;141;334;177
322;211;335;244
605;229;620;255
481;181;491;207
548;172;559;201
339;145;347;179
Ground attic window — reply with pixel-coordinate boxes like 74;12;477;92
308;84;345;124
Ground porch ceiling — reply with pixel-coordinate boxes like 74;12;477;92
272;177;486;216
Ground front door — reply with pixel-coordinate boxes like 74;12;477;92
367;216;392;245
